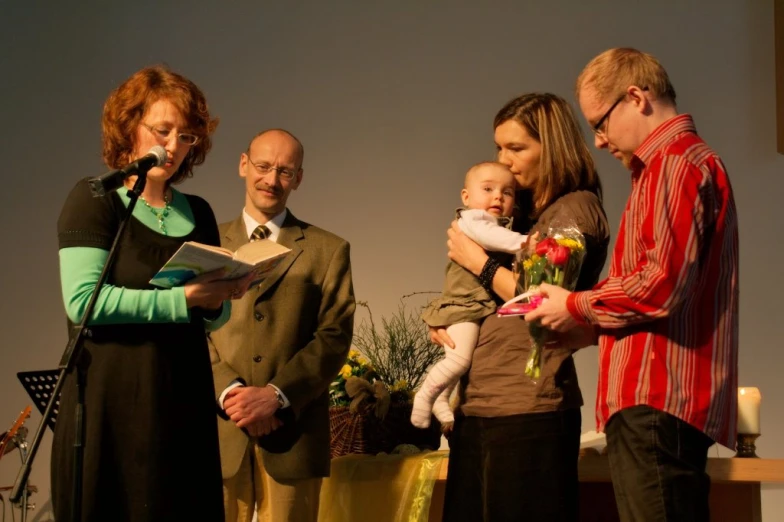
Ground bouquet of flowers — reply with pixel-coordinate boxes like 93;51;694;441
329;349;376;407
515;221;587;381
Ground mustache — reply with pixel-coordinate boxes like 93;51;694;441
254;183;282;196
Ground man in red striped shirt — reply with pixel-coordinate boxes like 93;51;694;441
525;48;739;522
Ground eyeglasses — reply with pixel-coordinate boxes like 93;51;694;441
591;94;626;137
141;122;200;146
248;159;299;181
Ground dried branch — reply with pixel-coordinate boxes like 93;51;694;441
352;294;442;391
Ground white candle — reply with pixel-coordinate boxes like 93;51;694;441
737;387;761;435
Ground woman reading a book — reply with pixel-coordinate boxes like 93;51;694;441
430;93;610;522
50;65;253;522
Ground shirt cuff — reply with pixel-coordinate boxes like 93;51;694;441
267;383;291;408
218;380;244;410
204;301;231;332
171;286;190;321
566;290;595;325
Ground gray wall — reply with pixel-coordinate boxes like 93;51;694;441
1;1;782;519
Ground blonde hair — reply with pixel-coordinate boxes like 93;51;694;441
576;47;676;105
494;93;602;216
464;161;511;186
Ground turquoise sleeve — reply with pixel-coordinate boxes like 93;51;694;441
204;301;231;331
59;247;191;325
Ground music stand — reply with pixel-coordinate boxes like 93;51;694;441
17;370;60;433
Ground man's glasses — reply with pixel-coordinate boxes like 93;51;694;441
248;160;299;180
141;122;200;146
591;94;626;137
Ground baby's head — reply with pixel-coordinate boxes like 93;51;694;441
461;161;516;218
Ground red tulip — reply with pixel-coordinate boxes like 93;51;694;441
546;245;570;265
535;238;558;256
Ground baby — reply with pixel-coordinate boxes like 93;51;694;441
412;161;527;429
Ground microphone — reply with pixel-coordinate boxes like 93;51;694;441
88;145;167;197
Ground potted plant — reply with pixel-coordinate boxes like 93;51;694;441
329;294;443;458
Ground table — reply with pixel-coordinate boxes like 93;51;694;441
319;451;448;522
319;451;784;522
429;451;784;522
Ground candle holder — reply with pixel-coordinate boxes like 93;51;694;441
734;433;760;458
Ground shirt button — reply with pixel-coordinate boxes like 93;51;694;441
253;355;262;363
254;312;264;321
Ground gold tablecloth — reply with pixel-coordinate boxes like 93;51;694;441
318;451;448;522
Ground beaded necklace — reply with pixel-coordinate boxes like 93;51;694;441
138;191;172;235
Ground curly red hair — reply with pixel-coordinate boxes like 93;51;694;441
101;65;219;185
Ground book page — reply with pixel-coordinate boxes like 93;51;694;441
193;243;234;256
234;240;292;286
233;239;291;264
150;242;240;288
150;240;292;288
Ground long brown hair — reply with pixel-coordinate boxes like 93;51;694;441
494;92;602;216
101;65;219;185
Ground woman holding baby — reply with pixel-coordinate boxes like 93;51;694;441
432;92;610;522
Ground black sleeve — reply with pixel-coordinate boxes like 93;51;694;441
57;178;122;250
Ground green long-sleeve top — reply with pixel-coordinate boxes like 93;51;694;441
59;186;230;330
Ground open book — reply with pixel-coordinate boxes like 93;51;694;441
149;239;291;288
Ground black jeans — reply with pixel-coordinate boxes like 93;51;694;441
605;405;714;522
442;409;581;522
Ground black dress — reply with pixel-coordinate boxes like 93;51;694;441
51;179;225;522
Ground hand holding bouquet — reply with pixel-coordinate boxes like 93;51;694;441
515;222;586;380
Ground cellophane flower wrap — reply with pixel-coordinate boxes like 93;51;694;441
516;220;587;381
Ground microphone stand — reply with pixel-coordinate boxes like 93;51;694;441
15;430;31;522
10;172;149;521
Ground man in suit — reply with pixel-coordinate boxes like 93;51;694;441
208;128;355;522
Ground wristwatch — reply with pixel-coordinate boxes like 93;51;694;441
270;386;285;408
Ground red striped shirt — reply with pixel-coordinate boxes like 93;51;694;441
566;114;739;447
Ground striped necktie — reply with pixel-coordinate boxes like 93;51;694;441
250;225;270;242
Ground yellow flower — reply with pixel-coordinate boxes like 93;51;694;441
391;379;409;392
340;364;352;379
522;253;540;270
556;238;584;251
348;349;360;360
358;357;370;367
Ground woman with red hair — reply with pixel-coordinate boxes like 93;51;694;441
51;66;252;521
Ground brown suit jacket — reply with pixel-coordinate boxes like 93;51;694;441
208;211;355;481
